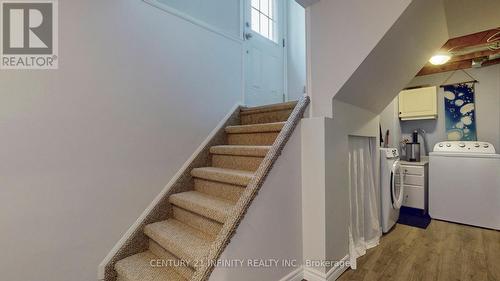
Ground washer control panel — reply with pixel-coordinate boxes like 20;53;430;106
433;141;496;154
381;148;399;158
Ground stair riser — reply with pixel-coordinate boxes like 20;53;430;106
194;178;244;202
212;154;263;171
227;132;279;146
149;239;195;280
191;168;253;186
169;195;229;223
144;228;198;267
172;206;222;238
240;109;292;125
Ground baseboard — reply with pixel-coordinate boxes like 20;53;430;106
303;255;350;281
97;103;242;280
279;266;305;281
303;267;326;281
325;255;350;280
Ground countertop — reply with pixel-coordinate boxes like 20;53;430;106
400;156;429;166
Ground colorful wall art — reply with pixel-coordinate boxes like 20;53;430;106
443;83;477;141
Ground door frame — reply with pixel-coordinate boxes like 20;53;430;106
240;0;289;105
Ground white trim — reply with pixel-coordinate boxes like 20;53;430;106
303;267;327;281
142;0;243;44
279;266;305;281
283;0;289;102
325;255;350;281
241;0;247;106
304;6;312;117
239;0;245;39
241;43;247;106
303;255;350;281
97;103;243;280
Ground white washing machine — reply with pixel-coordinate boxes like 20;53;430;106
430;141;500;230
380;148;405;233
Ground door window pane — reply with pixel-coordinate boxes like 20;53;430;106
260;14;269;38
251;8;260;32
250;0;276;41
251;0;259;10
260;0;269;15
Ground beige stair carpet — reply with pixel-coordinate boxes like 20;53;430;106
112;100;301;281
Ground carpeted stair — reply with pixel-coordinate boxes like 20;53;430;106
113;101;299;281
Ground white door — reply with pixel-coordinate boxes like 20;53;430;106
244;0;285;106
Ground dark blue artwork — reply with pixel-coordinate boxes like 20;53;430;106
443;83;477;141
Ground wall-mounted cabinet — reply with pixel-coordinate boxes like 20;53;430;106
398;86;437;121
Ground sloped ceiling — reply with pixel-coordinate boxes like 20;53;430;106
308;0;412;117
294;0;319;8
444;0;500;38
334;0;449;113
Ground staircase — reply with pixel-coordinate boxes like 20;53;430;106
106;98;309;281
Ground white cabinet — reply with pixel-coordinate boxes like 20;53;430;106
396;162;429;212
398;86;437;121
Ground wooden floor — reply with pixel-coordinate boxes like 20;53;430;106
337;220;500;281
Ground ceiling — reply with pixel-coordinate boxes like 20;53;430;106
444;0;500;38
417;27;500;76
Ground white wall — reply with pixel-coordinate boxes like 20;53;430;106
401;64;500;152
210;125;303;281
0;1;242;281
380;98;402;150
155;0;241;37
307;0;412;117
287;0;306;101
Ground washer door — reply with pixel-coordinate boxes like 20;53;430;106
390;160;404;209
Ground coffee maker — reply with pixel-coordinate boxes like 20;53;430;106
406;130;421;162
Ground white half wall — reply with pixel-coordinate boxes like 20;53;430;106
301;100;379;277
209;124;303;281
326;100;380;265
301;117;328;273
0;1;242;281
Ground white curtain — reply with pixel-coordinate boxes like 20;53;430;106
348;136;382;269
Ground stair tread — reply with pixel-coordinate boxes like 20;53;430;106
169;191;234;223
225;122;285;134
210;145;271;157
240;101;298;115
149;240;195;280
191;167;254;186
115;251;186;281
144;219;212;264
